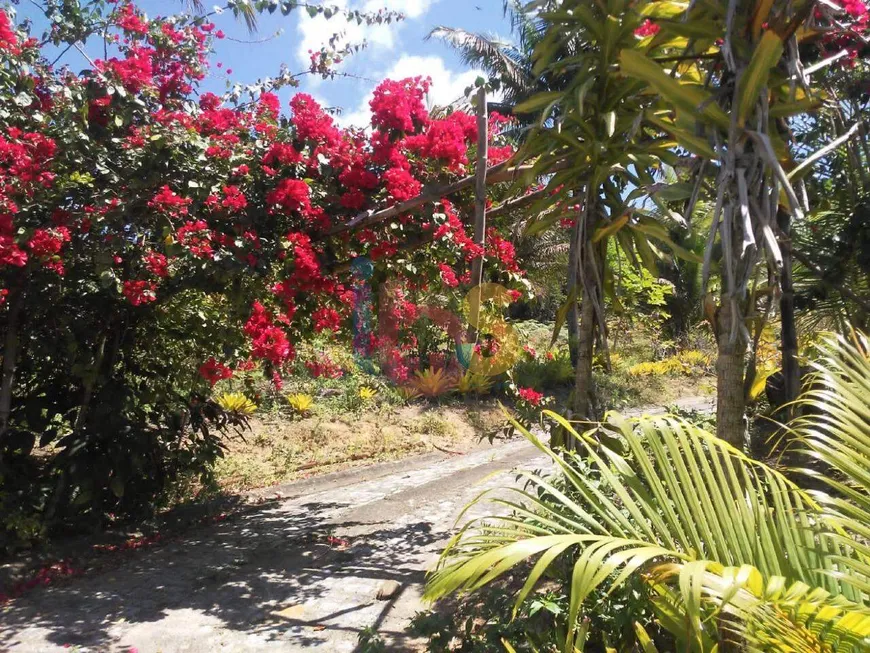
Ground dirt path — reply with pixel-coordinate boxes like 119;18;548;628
0;396;713;653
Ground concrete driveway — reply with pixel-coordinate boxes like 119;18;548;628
0;396;713;652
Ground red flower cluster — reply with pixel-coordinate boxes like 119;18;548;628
176;220;213;259
244;301;294;364
432;200;484;260
144;250;169;277
383;166;422;202
635;19;660;37
840;0;870;29
290;94;340;145
115;4;149;35
305;356;344;379
148;185;191;217
0;213;26;267
98;46;155;93
28;226;71;274
123;280;157;306
263;142;302;168
220;185;247;213
339;162;379;209
0;11;20;55
369;77;431;133
842;0;869;18
267;178;311;215
312;306;342;332
405;112;475;171
0;128;57;189
199;357;233;386
438;263;459;288
257;92;281;121
517;387;544;406
28;227;69;258
489;145;515;166
486;229;520;273
488;111;513;134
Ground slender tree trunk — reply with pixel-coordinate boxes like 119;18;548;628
566;216;581;366
573;284;596;420
572;199;600;422
469;86;488;292
777;209;800;414
73;331;108;434
0;282;24;443
716;300;747;446
468;86;488;344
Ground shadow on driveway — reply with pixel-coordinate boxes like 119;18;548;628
0;497;438;651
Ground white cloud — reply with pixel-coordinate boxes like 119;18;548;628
336;55;484;128
388;55;482;108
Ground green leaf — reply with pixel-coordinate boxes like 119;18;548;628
641;1;690;18
110;476;125;498
592;213;629;243
605;111;616;137
736;30;784;127
524;210;568;236
513;91;563;115
768;97;821;119
647;116;717;159
619;50;729;130
551;289;577;348
654;182;694;202
634;622;660;653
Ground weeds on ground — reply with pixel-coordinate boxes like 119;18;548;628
357;627;387;652
411;414;457;439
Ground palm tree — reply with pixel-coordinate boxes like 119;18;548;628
488;0;699;421
425;332;870;651
428;1;544;104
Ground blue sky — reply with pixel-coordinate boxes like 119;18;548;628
18;0;511;127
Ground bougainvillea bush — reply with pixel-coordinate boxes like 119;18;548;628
0;1;523;541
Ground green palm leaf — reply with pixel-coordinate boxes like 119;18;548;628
790;332;870;592
650;562;870;651
427;26;535;103
426;331;870;649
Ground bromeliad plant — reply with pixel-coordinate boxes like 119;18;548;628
409;366;459;400
286;393;314;416
425;333;870;651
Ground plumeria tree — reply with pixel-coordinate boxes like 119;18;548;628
0;1;524;533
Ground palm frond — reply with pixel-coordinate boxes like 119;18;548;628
427;26;534;101
183;0;257;33
791;332;870;590
426;408;866;648
650;562;870;652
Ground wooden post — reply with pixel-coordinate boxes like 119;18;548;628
468;86;488;341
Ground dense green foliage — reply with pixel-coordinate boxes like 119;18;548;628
426;334;870;651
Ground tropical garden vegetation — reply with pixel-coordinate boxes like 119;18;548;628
0;0;868;650
417;0;870;650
